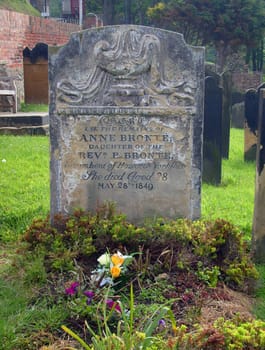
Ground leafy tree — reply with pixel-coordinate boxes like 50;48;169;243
86;0;103;14
103;0;115;25
147;0;265;72
49;0;61;17
85;0;160;25
246;40;264;72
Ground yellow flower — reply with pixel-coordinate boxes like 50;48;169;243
110;265;121;278
111;252;125;266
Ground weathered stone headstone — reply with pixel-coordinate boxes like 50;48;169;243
231;92;245;129
244;88;259;161
49;25;205;222
231;102;244;129
252;87;265;262
203;76;223;184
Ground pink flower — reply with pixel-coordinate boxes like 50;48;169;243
106;299;121;313
65;282;79;296
84;290;95;305
84;290;95;298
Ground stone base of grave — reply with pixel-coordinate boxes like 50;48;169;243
0;112;49;135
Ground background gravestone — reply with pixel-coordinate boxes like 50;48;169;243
203;76;223;184
244;89;258;161
231;102;244;129
221;71;232;159
49;25;205;223
252;87;265;262
231;91;245;129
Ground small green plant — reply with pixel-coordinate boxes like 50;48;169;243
62;283;176;350
196;262;220;288
214;317;265;350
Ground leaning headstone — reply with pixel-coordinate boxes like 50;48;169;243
252;87;265;262
203;76;223;184
244;88;259;161
49;25;205;223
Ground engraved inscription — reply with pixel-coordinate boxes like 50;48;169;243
61;114;189;196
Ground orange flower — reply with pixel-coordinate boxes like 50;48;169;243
111;253;125;266
110;265;121;278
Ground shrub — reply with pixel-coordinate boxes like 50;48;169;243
22;208;258;290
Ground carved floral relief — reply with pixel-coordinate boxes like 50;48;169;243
57;29;195;107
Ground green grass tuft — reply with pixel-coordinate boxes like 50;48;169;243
20;103;48;113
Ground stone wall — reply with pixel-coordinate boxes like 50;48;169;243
0;9;79;102
232;71;262;93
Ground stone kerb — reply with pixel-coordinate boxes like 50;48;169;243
49;25;205;223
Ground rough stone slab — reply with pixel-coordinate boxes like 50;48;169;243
49;25;205;223
0;125;49;135
0;113;49;127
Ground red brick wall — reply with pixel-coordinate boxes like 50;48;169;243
0;9;79;69
0;9;79;100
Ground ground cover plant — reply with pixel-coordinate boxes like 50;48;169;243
0;0;40;16
1;129;265;350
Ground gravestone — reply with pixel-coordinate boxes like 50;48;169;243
49;25;205;223
221;72;232;159
244;88;259;161
203;76;223;184
231;92;245;129
231;102;244;129
252;87;265;262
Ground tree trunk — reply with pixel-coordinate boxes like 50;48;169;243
252;49;257;71
103;0;115;25
215;41;230;74
124;0;132;24
257;40;263;72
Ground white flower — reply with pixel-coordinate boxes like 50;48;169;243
2;159;6;163
99;276;113;287
97;252;111;266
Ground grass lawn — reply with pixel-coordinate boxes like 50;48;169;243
202;128;255;237
0;136;49;241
